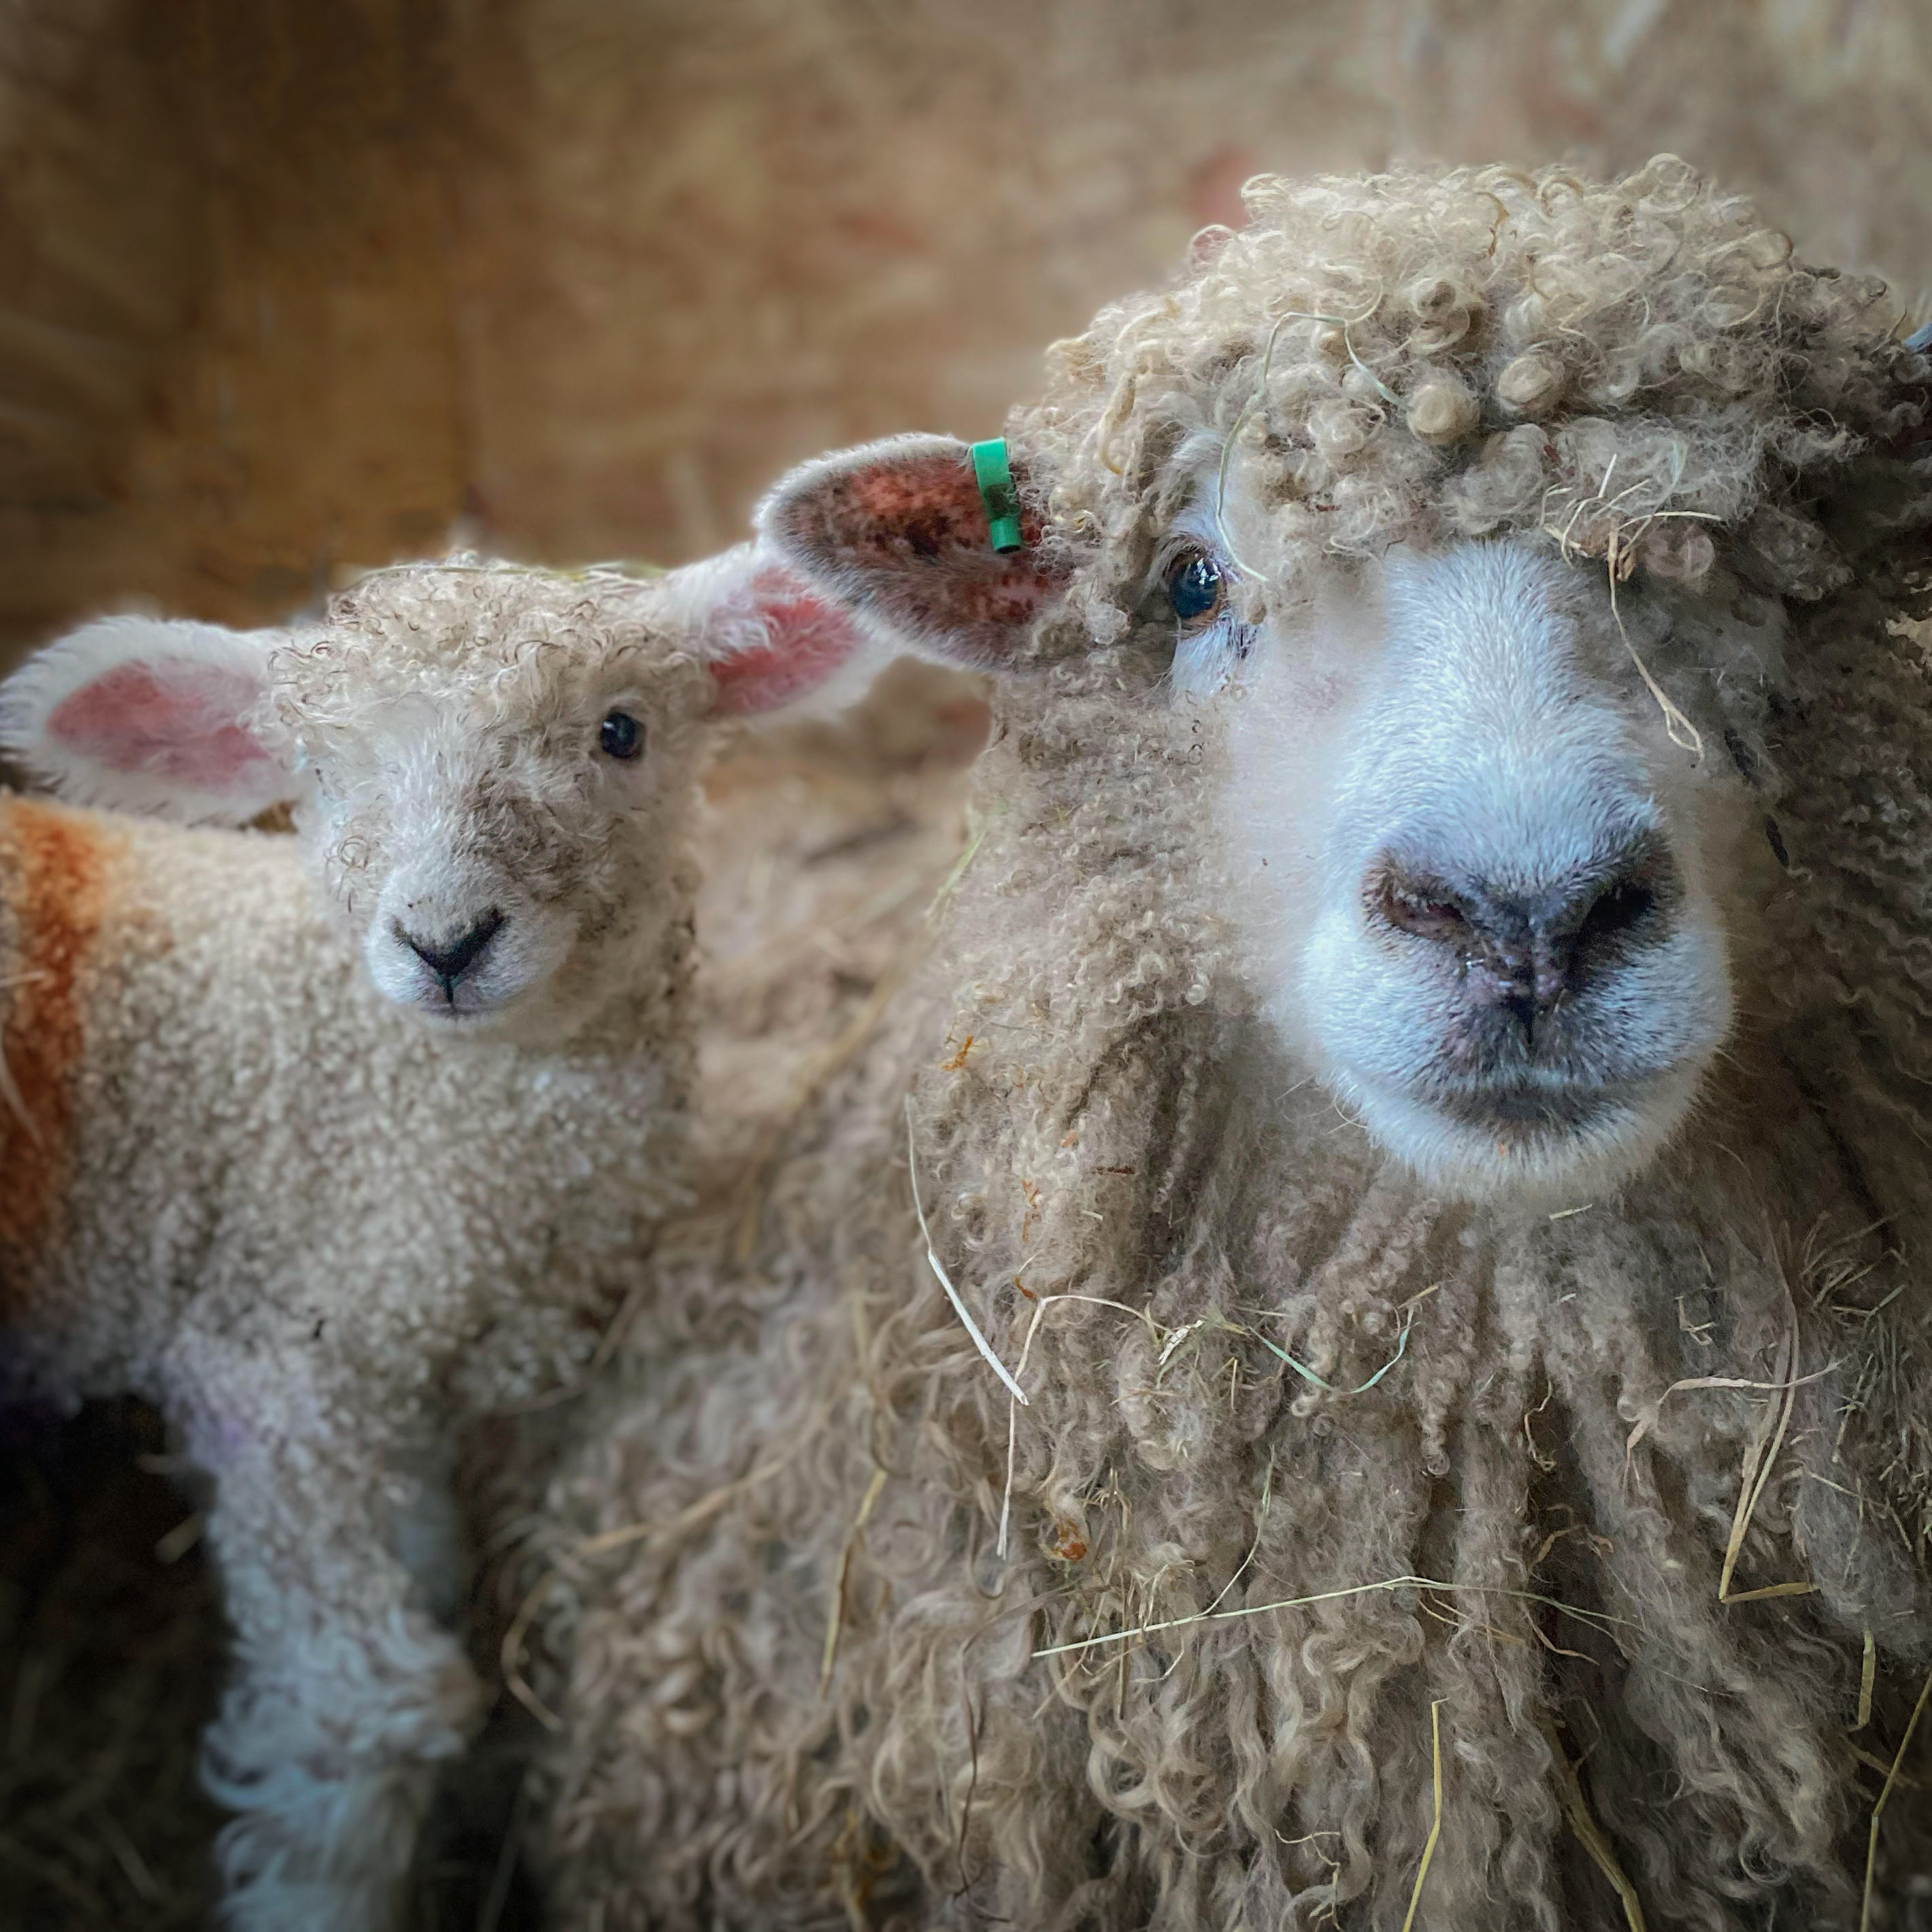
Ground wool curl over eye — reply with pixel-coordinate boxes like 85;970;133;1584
1022;156;1932;622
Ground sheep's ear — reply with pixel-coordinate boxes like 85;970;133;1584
665;545;876;717
0;615;293;824
755;432;1071;672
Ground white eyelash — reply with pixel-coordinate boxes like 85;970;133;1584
1169;607;1248;696
1148;521;1252;698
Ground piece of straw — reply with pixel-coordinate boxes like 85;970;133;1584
499;1570;565;1734
1031;1570;1633;1660
998;1290;1160;1556
1860;1661;1932;1932
1231;1308;1414;1396
1718;1297;1809;1603
820;1467;888;1694
905;1097;1028;1407
1623;1363;1835;1464
1400;1700;1447;1932
477;1767;534;1932
1543;1718;1648;1932
1605;523;1702;759
1539;459;1720;758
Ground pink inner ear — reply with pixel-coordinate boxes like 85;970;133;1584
44;662;275;791
707;569;862;716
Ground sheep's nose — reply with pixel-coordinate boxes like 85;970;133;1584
1367;833;1673;1038
397;908;505;993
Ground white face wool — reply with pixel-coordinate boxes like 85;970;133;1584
1205;537;1743;1200
0;547;863;1037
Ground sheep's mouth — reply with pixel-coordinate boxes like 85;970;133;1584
1433;1081;1643;1133
1339;1067;1695;1201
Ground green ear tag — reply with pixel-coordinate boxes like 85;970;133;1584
970;438;1024;553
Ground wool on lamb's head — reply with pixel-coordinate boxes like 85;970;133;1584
763;155;1932;1202
1;550;859;1042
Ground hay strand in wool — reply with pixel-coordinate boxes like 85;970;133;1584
576;1448;801;1559
1031;1571;1635;1660
501;1569;566;1735
906;1096;1029;1405
820;1467;888;1694
1718;1293;1812;1602
1605;520;1702;759
1859;1662;1932;1932
1622;1363;1836;1463
1399;1699;1448;1932
1542;1718;1648;1932
999;1290;1164;1556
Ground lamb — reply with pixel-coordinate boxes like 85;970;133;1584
542;159;1932;1930
0;547;863;1932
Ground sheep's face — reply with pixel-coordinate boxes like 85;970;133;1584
760;435;1776;1205
1;550;862;1044
1177;536;1754;1200
281;627;704;1037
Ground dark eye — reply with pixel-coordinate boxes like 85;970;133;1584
1167;550;1225;626
599;710;644;761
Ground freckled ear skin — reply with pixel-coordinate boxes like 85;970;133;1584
754;432;1073;673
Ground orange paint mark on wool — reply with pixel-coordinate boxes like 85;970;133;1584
1020;1178;1042;1245
0;799;114;1303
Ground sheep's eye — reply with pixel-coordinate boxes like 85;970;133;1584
599;710;644;761
1167;550;1225;627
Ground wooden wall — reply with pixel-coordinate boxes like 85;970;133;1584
2;0;1931;659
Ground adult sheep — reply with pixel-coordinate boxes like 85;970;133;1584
0;550;863;1931
546;159;1932;1930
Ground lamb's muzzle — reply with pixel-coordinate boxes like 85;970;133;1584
394;905;505;999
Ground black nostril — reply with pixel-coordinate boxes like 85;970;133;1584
397;907;505;988
1570;876;1655;952
1372;866;1481;948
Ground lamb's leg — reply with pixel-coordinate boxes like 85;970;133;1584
186;1395;484;1932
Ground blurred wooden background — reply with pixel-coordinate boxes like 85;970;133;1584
5;0;1932;663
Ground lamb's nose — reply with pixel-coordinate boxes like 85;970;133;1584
1368;833;1672;1036
397;908;505;991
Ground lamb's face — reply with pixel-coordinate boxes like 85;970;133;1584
1175;535;1753;1199
278;622;705;1037
0;550;863;1043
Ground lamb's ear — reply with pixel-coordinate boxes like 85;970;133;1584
667;545;876;717
0;615;292;823
754;432;1072;672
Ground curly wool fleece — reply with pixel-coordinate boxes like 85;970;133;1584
544;162;1932;1931
1034;154;1931;623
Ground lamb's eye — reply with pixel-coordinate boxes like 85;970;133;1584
1167;550;1225;627
599;710;644;761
